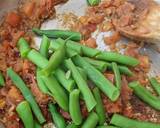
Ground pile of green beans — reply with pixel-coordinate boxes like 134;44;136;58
49;38;139;67
73;55;120;101
16;26;148;128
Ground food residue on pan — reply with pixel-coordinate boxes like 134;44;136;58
0;0;160;128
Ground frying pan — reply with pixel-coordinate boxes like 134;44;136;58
0;0;160;127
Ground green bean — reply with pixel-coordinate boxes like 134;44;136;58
95;52;139;67
7;68;45;124
110;113;160;128
149;77;160;96
48;103;66;128
27;49;49;69
54;68;75;92
41;43;65;76
93;87;106;125
66;40;82;54
77;67;87;81
67;40;100;57
112;62;121;90
97;126;119;128
129;81;160;110
73;55;120;101
69;89;82;125
36;68;49;94
106;63;133;76
16;101;34;128
39;35;50;58
50;38;100;57
81;45;100;57
27;49;74;94
81;112;99;128
17;37;31;58
87;0;101;6
35;120;42;128
0;71;5;87
42;75;69;111
50;39;78;57
66;123;80;128
83;57;107;72
64;59;96;112
32;28;82;41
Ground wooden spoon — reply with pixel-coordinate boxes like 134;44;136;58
113;0;160;43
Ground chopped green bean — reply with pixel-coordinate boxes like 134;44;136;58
149;77;160;96
96;52;139;67
7;68;45;124
93;87;106;125
17;37;31;58
64;59;96;112
77;67;87;81
81;112;99;128
112;62;121;90
87;0;101;6
36;68;49;94
73;55;120;101
67;40;100;57
81;45;100;57
16;101;34;128
48;103;66;128
39;35;50;58
106;63;133;76
54;68;75;92
66;123;80;128
50;38;138;67
129;81;160;110
42;75;69;111
111;114;160;128
83;57;107;72
41;43;65;76
32;28;82;41
69;89;82;125
27;49;49;69
0;71;5;87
